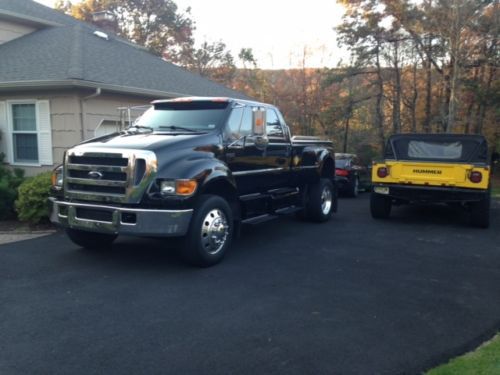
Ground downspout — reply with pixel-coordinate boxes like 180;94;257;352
80;88;102;141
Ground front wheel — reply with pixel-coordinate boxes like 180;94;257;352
181;195;233;267
65;228;117;250
304;178;335;222
370;192;392;219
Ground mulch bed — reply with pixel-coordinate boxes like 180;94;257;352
0;220;55;233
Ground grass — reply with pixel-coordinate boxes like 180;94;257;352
427;334;500;375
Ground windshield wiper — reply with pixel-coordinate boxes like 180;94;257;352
158;125;201;133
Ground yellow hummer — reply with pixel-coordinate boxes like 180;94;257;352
371;134;491;227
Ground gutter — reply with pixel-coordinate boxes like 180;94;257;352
80;88;102;141
0;80;187;99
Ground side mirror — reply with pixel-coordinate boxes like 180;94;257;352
252;107;268;149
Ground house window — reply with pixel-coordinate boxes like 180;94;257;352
11;103;38;163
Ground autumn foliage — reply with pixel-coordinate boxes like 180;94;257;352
57;0;499;158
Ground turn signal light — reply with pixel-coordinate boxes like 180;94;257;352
470;171;482;183
335;168;349;177
176;179;197;195
377;167;389;178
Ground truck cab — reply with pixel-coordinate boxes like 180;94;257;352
50;97;337;266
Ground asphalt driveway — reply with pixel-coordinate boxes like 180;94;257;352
1;195;500;374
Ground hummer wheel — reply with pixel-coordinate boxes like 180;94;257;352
370;192;392;219
470;192;490;228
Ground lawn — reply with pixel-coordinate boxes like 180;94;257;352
427;334;500;375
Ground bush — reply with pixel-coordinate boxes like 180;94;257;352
15;171;52;224
0;153;25;219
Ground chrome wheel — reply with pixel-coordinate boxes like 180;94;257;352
200;209;229;255
321;186;333;215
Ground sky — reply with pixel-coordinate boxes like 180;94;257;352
34;0;348;69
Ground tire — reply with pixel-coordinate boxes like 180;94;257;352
370;192;392;219
470;192;490;228
65;228;117;249
347;176;360;198
304;178;335;222
181;195;233;267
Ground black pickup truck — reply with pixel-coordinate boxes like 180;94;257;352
50;97;337;266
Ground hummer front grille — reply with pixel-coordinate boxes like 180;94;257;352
64;148;157;203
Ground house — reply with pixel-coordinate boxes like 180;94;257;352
0;0;248;175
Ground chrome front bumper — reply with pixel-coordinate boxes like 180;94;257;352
49;198;193;237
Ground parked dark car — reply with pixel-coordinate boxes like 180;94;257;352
335;153;371;197
50;97;338;267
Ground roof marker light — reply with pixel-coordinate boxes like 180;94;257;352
93;31;109;40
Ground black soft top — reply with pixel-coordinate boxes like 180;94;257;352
385;133;488;163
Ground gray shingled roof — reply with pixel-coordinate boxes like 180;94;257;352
0;0;249;99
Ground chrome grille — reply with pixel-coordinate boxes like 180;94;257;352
64;147;157;203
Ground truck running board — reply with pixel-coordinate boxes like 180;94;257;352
242;206;302;225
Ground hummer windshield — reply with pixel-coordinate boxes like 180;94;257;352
134;101;229;133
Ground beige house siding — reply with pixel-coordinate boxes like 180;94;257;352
81;93;151;140
0;19;36;45
0;89;156;176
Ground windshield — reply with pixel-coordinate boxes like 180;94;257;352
134;101;229;132
335;159;350;168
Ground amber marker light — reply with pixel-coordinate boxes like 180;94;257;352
176;179;198;195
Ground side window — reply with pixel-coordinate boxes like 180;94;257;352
266;109;284;138
226;107;244;140
239;107;252;136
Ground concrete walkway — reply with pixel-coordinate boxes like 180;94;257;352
0;221;55;245
0;231;55;245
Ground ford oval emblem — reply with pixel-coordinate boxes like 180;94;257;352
88;171;103;179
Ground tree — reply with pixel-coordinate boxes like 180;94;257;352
56;0;195;65
185;40;236;84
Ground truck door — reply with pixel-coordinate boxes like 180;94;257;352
225;106;291;195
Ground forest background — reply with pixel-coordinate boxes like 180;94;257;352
56;0;499;163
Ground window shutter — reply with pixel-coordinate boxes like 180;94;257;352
0;101;11;163
36;100;53;165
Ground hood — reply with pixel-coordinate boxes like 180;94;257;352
72;131;220;153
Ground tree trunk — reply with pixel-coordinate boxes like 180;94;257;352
439;67;451;133
343;115;350;153
475;66;496;134
374;42;385;151
392;40;402;134
464;67;479;134
446;56;461;132
423;37;432;133
410;58;418;133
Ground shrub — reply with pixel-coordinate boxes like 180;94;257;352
0;153;25;219
15;171;52;224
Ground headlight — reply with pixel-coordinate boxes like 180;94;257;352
51;165;64;188
160;179;197;196
160;180;176;194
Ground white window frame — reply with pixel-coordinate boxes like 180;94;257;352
7;99;41;166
